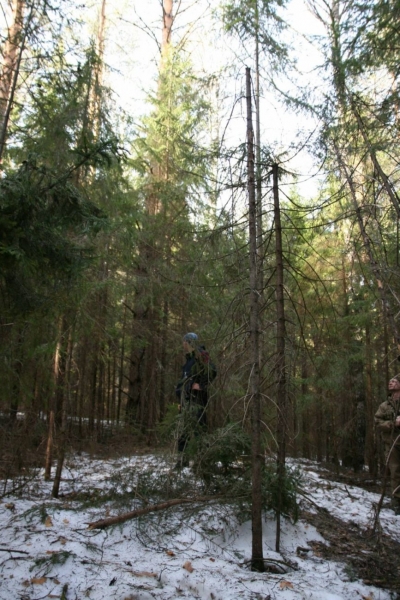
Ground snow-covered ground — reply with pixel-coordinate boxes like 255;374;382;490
0;454;398;600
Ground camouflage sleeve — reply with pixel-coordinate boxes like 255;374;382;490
374;402;394;433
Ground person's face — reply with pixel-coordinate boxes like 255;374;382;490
388;378;400;392
183;340;191;353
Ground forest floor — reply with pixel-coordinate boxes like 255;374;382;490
297;462;400;595
303;508;400;593
0;451;399;600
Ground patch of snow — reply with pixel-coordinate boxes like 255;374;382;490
0;455;396;600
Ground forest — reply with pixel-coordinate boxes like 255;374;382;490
1;0;400;584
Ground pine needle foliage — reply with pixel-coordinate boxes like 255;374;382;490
0;158;107;314
191;422;251;475
221;0;289;69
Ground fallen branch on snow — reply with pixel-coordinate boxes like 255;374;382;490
87;495;223;530
0;547;30;554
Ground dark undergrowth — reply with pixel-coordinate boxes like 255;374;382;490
302;507;400;597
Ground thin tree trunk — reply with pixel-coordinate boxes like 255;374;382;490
44;410;55;481
97;355;104;433
273;162;287;553
89;359;97;433
301;355;310;459
9;327;24;423
246;67;264;572
92;0;106;138
44;319;64;481
365;321;377;476
382;307;389;384
316;388;323;462
142;328;157;438
162;0;173;48
254;1;263;288
117;304;127;424
159;299;169;421
77;341;88;437
0;0;25;161
351;99;400;220
254;1;265;411
110;344;117;422
126;311;144;423
52;323;73;498
335;142;400;353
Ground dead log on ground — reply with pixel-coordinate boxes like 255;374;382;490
87;495;222;530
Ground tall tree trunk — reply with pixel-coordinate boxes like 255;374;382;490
9;326;24;423
382;307;389;384
246;67;264;572
44;318;65;481
77;339;88;437
254;0;263;286
335;142;400;354
117;304;127;423
159;299;169;421
162;0;173;48
254;1;265;406
92;0;106;138
272;162;287;552
351;98;400;220
301;355;310;459
365;320;377;476
127;0;175;433
52;323;73;498
0;0;25;161
316;389;323;462
89;358;97;433
126;309;144;424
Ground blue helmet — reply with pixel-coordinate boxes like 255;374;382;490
183;332;198;346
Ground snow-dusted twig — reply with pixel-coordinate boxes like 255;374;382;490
297;488;323;511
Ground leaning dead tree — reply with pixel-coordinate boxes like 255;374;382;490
87;495;223;530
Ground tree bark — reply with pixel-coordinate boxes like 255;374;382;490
301;355;310;459
246;67;264;572
44;319;64;481
52;323;73;498
9;326;24;423
117;304;127;423
0;0;25;161
335;142;400;353
162;0;173;49
365;321;377;476
273;162;287;553
92;0;106;138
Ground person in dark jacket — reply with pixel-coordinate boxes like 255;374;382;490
375;375;400;514
175;332;216;465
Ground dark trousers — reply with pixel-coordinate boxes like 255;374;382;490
177;392;208;453
387;443;400;499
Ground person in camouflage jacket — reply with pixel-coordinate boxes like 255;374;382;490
174;332;217;465
374;376;400;515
